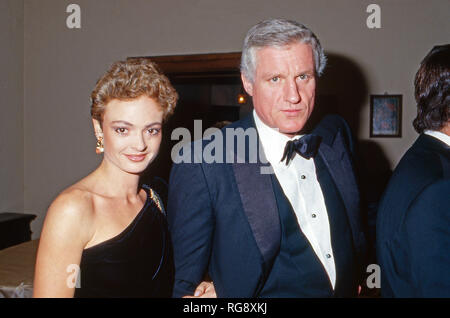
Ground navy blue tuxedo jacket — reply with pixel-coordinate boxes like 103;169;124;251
167;114;368;297
376;134;450;297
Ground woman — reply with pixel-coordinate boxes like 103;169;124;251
33;58;213;298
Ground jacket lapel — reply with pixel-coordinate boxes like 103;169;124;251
313;118;364;254
231;114;281;274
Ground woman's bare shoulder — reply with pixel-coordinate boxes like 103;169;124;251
34;183;98;297
49;185;95;217
43;184;96;245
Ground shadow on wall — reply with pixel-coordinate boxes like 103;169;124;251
308;52;369;136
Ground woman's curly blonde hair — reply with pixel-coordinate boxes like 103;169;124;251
91;58;178;123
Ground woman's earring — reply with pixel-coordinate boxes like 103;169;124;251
96;136;104;154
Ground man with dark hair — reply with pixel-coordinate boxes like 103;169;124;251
376;44;450;297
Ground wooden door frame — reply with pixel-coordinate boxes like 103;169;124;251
130;52;242;78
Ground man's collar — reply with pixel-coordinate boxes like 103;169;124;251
424;130;450;147
253;110;304;165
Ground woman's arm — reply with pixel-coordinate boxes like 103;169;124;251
33;190;94;298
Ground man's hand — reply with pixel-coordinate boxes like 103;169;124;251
183;281;216;298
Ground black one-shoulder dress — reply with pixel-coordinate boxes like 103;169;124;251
74;185;174;297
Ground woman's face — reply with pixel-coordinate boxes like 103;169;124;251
94;95;164;175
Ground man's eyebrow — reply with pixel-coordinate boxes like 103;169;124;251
301;69;315;74
261;71;281;78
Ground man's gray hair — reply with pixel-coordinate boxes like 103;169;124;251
240;18;327;82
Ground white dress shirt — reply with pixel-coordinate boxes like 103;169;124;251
253;111;336;289
424;130;450;147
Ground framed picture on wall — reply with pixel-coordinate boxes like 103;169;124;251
370;94;402;137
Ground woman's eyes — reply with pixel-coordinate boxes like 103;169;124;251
114;127;161;136
115;127;128;134
147;128;161;136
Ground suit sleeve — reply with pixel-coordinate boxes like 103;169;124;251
404;179;450;297
167;161;215;297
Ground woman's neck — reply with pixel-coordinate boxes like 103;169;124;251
91;159;142;201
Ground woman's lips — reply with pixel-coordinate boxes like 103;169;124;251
125;154;147;162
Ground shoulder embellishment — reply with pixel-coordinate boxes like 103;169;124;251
149;188;163;213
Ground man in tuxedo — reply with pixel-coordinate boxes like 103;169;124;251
376;44;450;297
168;19;370;297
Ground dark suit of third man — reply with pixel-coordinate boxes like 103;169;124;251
377;44;450;297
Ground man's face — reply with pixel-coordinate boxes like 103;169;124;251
242;42;317;137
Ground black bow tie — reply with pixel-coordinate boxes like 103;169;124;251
281;134;322;165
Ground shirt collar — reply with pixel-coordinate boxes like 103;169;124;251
424;130;450;147
253;110;303;165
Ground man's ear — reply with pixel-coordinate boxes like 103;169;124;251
92;118;103;138
241;73;254;96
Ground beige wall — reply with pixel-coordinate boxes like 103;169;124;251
2;0;447;238
0;0;24;213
